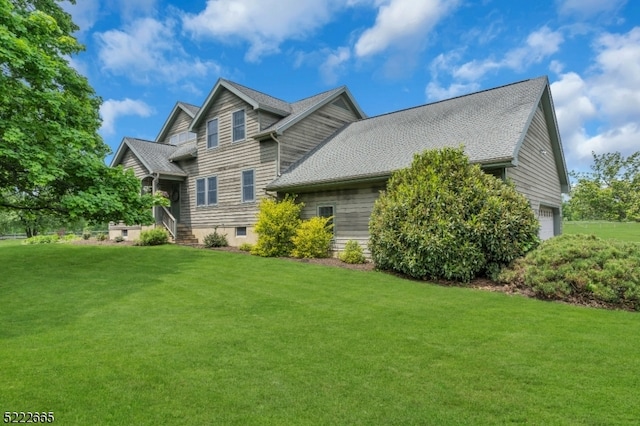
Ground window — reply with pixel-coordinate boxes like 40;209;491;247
196;176;218;206
236;227;247;237
207;177;218;205
170;131;196;145
318;205;335;233
121;229;128;237
242;169;254;202
232;109;245;142
207;118;218;149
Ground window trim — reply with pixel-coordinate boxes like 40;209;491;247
195;176;218;207
235;227;247;237
241;169;255;203
317;204;335;234
206;117;219;149
232;108;246;143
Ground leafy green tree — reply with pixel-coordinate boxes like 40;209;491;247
0;0;157;226
569;152;640;221
369;147;539;282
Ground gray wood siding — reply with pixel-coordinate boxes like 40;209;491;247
279;95;360;173
176;89;278;229
160;110;193;144
120;149;149;179
506;103;562;212
295;184;385;253
259;110;282;132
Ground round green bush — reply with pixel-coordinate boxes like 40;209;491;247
203;229;228;248
369;147;539;282
499;234;640;310
252;196;302;257
138;228;169;246
291;216;333;258
339;240;366;264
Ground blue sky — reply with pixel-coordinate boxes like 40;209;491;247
62;0;639;172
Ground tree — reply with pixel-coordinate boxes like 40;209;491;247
569;152;640;222
369;147;539;282
0;0;157;226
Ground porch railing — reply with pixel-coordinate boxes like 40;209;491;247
158;206;176;239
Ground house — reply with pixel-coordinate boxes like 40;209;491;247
110;76;569;251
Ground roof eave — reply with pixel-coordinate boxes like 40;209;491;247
156;102;198;142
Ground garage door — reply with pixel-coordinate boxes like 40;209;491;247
539;207;555;240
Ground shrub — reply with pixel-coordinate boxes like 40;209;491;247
499;234;640;310
340;240;366;264
291;216;333;258
369;147;539;282
138;228;169;246
238;243;253;252
82;230;91;240
252;196;303;257
203;228;228;248
114;235;125;243
96;232;107;241
23;234;59;245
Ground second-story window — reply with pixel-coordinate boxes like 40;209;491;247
241;169;254;202
232;109;245;142
207;118;218;149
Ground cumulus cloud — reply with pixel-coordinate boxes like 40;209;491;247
453;26;564;81
354;0;460;58
425;81;479;101
549;27;640;167
100;99;153;135
95;18;221;84
61;0;100;32
182;0;340;62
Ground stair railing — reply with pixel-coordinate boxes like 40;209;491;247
159;206;176;239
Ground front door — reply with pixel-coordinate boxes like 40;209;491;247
170;183;181;223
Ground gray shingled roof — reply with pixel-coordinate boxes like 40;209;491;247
168;140;197;161
221;79;292;115
259;86;347;135
123;138;187;176
179;102;200;117
267;77;549;191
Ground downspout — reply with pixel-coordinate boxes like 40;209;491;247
269;131;281;176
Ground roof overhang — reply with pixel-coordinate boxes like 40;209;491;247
156;102;198;142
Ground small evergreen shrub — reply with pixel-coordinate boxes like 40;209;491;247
239;243;253;252
339;240;366;264
203;228;228;248
96;232;107;241
252;196;302;257
82;230;91;240
291;216;333;258
499;234;640;310
369;147;539;283
138;228;169;246
114;235;125;243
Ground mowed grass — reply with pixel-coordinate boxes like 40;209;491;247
1;243;640;424
564;221;640;242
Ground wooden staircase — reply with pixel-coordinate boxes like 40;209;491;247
174;224;199;245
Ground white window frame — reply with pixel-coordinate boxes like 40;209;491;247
196;176;218;207
207;118;219;149
241;169;255;203
235;227;247;237
232;109;246;142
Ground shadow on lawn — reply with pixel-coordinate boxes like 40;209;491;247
0;244;201;339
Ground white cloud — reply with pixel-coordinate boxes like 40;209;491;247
95;18;221;84
182;0;340;62
319;47;351;85
100;99;153;135
425;81;479;101
556;0;627;19
549;27;640;167
453;26;564;81
61;0;100;32
354;0;459;58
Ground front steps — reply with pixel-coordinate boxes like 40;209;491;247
174;224;198;245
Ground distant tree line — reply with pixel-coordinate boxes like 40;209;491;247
564;152;640;222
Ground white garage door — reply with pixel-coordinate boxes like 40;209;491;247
539;207;555;240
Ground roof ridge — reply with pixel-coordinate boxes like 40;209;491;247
360;76;546;122
291;85;345;105
220;78;291;107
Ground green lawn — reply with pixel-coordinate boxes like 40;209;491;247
1;243;639;424
564;221;640;242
